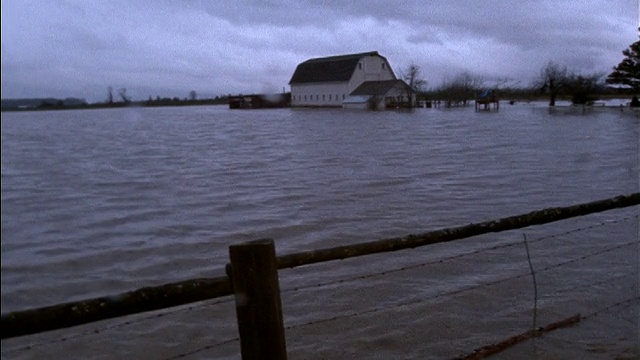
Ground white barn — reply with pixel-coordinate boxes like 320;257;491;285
289;51;398;107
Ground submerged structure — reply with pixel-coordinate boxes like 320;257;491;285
289;51;415;109
228;93;291;109
475;89;500;111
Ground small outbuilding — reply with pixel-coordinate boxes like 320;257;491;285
229;93;291;109
345;80;416;110
475;89;499;111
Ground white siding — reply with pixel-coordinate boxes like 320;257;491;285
291;54;397;107
348;55;396;90
343;101;369;110
290;82;350;107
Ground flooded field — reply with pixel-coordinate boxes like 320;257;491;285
1;103;638;359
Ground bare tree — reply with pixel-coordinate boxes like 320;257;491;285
189;90;197;101
107;86;114;104
535;61;568;106
402;63;427;92
437;71;483;107
566;72;604;105
118;88;131;103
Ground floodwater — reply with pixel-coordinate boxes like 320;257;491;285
1;103;638;359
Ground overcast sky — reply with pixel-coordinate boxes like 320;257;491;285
1;0;638;102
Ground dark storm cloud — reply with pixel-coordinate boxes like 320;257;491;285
1;0;637;102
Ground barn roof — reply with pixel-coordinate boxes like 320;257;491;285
289;51;383;84
350;80;414;96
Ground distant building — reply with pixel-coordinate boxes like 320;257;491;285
229;93;290;109
289;51;400;108
344;80;416;110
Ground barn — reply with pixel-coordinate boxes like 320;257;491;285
289;51;410;108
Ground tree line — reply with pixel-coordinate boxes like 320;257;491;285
104;87;229;107
401;30;640;107
5;32;638;112
1;90;231;112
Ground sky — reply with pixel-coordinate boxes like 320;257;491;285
1;0;638;103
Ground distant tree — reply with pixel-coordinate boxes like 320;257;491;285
606;30;640;93
401;64;427;92
189;90;197;101
566;72;604;105
535;61;568;106
118;88;130;103
437;71;483;107
156;95;161;101
107;86;114;104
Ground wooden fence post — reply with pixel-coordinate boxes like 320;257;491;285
228;239;287;360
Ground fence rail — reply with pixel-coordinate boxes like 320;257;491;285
2;193;639;357
1;277;232;339
276;193;639;269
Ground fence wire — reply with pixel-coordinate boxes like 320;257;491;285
283;238;636;331
2;213;637;359
0;297;234;356
280;214;637;294
161;337;240;360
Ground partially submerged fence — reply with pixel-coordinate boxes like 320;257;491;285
2;193;639;358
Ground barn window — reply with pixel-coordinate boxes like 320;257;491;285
329;94;332;100
342;94;345;100
382;63;386;69
323;94;325;101
358;62;362;70
316;95;319;101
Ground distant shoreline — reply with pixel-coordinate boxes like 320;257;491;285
2;94;634;113
1;98;229;113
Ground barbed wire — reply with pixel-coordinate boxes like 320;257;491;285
452;296;639;360
551;272;635;297
285;240;637;331
281;215;637;294
2;214;636;358
161;337;240;360
582;296;639;321
527;214;637;243
0;297;234;356
155;297;640;360
608;300;639;327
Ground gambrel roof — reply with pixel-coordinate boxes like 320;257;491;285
289;51;385;84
